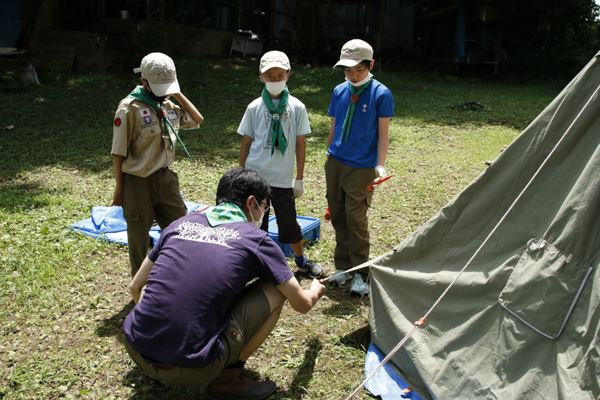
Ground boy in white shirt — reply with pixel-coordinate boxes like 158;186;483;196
238;51;323;278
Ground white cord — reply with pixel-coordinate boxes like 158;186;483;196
322;251;394;283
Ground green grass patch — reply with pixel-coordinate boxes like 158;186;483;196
0;58;559;399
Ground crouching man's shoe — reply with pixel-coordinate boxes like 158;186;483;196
207;367;277;400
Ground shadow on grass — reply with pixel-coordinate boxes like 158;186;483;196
96;300;134;337
340;325;371;352
120;337;323;399
0;181;51;210
123;368;206;400
320;286;369;318
282;336;323;399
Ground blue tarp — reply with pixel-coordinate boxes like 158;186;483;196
364;343;422;400
70;202;206;246
70;203;321;259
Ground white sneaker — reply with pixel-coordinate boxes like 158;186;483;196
327;271;352;286
350;274;369;296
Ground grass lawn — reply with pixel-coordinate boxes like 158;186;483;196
0;58;560;399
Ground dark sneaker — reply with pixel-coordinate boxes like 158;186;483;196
207;368;277;400
298;259;324;278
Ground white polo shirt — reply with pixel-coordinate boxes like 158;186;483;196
238;94;310;188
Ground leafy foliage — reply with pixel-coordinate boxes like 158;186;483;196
500;0;600;77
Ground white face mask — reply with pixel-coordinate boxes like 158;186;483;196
346;72;373;87
249;199;265;228
265;80;287;95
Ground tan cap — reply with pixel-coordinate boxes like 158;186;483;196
133;52;180;96
259;51;290;73
334;39;373;68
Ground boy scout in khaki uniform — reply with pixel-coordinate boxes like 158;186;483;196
111;52;204;276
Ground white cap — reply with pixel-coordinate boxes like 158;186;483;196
133;52;180;96
334;39;374;68
259;51;290;73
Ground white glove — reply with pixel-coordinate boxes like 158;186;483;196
375;165;386;179
293;179;304;198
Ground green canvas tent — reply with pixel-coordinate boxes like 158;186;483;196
370;52;600;399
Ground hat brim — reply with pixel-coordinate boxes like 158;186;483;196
260;62;290;73
333;59;362;68
147;80;180;97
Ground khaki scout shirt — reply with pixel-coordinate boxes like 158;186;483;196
111;97;198;177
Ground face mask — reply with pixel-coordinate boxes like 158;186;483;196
249;199;265;228
346;72;373;87
145;84;167;102
265;80;287;95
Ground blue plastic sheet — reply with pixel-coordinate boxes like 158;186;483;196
70;202;206;246
364;342;422;400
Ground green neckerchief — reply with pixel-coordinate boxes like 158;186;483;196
127;85;191;157
205;202;248;227
261;87;289;156
340;76;373;143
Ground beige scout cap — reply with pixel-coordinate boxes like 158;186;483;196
133;52;180;96
259;51;290;73
334;39;374;68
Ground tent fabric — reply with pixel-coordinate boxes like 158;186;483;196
369;52;600;400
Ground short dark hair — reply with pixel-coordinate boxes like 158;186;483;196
359;60;371;67
216;167;270;209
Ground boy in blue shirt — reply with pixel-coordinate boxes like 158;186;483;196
325;39;394;295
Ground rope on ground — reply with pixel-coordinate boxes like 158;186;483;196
343;80;600;400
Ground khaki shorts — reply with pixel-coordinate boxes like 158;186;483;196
125;281;271;386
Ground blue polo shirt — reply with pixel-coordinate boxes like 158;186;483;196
327;79;394;168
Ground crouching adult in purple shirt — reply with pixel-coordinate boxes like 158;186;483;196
123;167;326;400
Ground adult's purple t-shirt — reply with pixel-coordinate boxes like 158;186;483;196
123;212;293;368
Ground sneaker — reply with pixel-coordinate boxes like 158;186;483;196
298;259;324;278
350;274;369;296
207;368;277;400
327;271;352;286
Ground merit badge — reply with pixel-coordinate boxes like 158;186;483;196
139;108;151;117
114;117;122;127
167;109;177;120
143;116;152;124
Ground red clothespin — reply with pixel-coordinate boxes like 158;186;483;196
415;317;426;327
367;175;393;192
